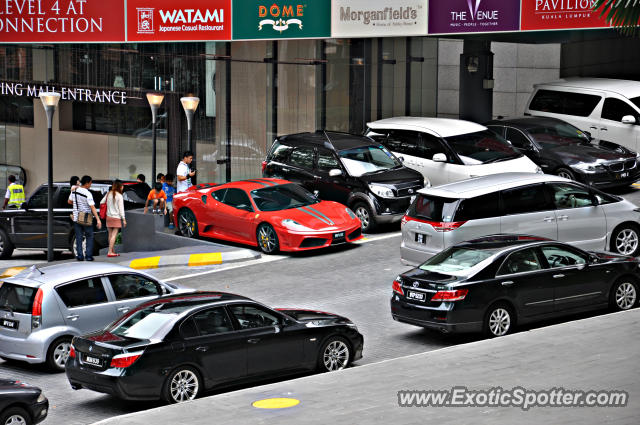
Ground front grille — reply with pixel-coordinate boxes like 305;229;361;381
608;161;624;172
300;238;327;248
607;160;636;172
625;159;636;170
348;228;362;240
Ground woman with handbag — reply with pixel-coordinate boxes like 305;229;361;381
70;175;102;261
101;179;126;257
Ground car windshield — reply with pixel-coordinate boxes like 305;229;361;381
338;145;401;177
0;283;37;314
108;306;179;340
631;96;640;110
419;247;496;275
444;130;521;165
251;183;319;212
527;122;591;148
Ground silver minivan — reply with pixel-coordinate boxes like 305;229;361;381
0;262;190;371
401;173;640;266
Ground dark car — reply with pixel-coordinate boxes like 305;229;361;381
391;234;639;337
0;379;48;425
262;131;425;232
0;181;150;259
66;292;364;403
486;117;640;189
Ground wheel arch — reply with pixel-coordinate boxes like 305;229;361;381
484;298;519;327
0;403;33;422
608;274;640;300
162;362;207;396
609;221;640;252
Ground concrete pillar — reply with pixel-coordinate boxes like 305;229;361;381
459;40;494;123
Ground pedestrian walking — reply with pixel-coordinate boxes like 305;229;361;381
176;151;196;193
69;175;102;261
101;179;126;257
3;175;25;210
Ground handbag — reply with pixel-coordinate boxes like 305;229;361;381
71;191;94;227
99;197;107;220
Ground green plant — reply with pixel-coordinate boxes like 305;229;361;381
594;0;640;36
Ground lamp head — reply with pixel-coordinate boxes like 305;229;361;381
39;92;61;108
146;93;164;108
180;96;200;113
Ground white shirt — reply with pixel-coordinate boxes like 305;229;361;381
69;187;94;221
176;161;191;193
101;191;125;220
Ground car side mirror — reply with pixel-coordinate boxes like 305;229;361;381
622;115;636;125
329;169;342;177
576;263;586;271
583;131;593;141
398;156;405;163
432;153;447;163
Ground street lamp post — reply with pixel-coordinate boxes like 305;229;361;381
180;96;199;184
146;93;164;184
39;92;61;262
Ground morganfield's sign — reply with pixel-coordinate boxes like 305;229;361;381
520;0;611;30
331;0;427;38
0;81;127;104
428;0;520;34
127;0;231;41
232;0;330;40
0;0;125;42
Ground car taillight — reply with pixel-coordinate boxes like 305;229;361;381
110;352;143;369
261;161;268;173
69;345;76;359
431;289;469;302
392;280;404;296
402;216;466;232
31;288;43;329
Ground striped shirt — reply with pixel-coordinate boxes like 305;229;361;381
69;187;94;222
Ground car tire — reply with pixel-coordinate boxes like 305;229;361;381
177;208;199;239
483;303;515;338
256;223;279;254
0;407;32;425
611;224;640;257
46;337;72;372
610;279;638;311
162;366;201;404
317;336;351;372
352;202;376;233
0;228;15;259
555;167;576;180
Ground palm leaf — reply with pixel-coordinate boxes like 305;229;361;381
593;0;640;36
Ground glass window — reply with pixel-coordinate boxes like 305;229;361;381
251;183;318;211
601;98;638;122
229;304;281;329
191;307;233;336
487;125;505;138
180;318;199;339
385;130;420;156
407;195;459;223
501;185;552;215
338;145;401;177
631;96;640;110
548;183;595;209
221;188;253;211
497;248;544;275
28;187;48;209
529;89;601;117
505;128;534;150
269;141;293;163
455;193;500;221
0;283;36;314
56;278;108;308
540;245;587;268
527;122;591;148
56;187;72;209
444;130;520;165
316;148;340;172
211;188;226;202
288;146;315;170
420;247;496;275
109;310;177;340
108;274;160;300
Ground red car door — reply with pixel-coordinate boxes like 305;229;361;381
215;188;256;243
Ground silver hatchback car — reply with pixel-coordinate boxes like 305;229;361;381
401;173;640;266
0;262;191;371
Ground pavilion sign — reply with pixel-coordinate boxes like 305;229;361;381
0;81;128;104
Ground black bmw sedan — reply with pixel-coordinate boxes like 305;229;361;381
66;292;363;403
391;235;639;337
0;379;48;425
486;117;640;189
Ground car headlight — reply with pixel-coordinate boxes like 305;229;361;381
368;183;395;198
535;166;544;174
37;392;46;403
346;207;357;219
281;219;313;231
571;163;607;174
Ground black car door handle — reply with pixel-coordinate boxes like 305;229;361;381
589;126;598;130
247;338;260;344
600;128;607;131
553;274;565;279
195;346;209;352
501;281;514;286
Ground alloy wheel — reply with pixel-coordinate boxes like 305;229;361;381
258;225;278;253
178;210;197;238
53;340;71;369
170;369;199;402
354;206;370;231
5;415;27;425
615;228;639;255
615;282;637;310
556;170;574;180
323;340;349;371
488;308;511;337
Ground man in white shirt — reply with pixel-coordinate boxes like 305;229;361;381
177;151;196;193
69;175;102;261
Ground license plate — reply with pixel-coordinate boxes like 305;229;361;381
333;232;345;239
407;290;426;302
0;319;17;329
618;172;629;179
83;355;102;367
415;233;427;244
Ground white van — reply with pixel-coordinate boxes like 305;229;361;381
525;78;640;151
366;117;541;187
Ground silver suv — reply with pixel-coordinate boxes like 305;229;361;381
0;262;190;371
401;173;640;266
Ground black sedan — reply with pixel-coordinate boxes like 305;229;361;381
391;235;639;337
66;292;363;403
486;117;640;189
0;379;48;425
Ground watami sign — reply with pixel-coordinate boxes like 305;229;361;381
521;0;611;30
127;0;231;41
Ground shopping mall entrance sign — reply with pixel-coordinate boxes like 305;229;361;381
428;0;520;34
332;0;427;38
232;0;330;40
520;0;611;30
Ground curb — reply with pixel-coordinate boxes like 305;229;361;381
126;250;261;270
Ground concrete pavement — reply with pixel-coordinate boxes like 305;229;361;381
96;309;640;425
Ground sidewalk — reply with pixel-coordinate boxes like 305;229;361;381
95;309;640;425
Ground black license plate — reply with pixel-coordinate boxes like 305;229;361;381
415;233;427;244
407;290;426;302
617;172;629;179
0;319;17;329
82;354;103;367
333;232;345;240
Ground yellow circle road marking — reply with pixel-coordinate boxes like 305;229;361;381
252;398;300;409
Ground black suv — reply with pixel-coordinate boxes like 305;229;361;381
262;131;424;232
0;181;149;258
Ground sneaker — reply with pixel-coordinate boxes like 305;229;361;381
76;257;84;261
86;257;94;261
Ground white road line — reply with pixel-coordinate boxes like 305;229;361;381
164;231;402;281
